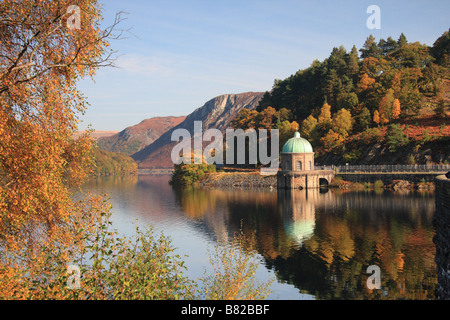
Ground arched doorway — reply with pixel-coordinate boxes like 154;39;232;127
319;178;329;188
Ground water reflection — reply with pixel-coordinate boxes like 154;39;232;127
84;175;437;300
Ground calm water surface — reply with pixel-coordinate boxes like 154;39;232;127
83;174;437;300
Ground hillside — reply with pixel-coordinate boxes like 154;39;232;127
231;29;450;166
73;130;119;140
96;116;186;155
90;147;138;176
132;92;265;168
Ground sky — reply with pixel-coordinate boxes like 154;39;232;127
77;0;450;131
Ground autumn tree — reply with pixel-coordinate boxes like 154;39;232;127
378;89;395;124
320;129;345;154
392;98;401;119
279;120;300;150
257;106;278;129
373;110;381;126
332;108;353;138
318;103;332;131
0;0;123;298
300;115;319;144
231;108;259;129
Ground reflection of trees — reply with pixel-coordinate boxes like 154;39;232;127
176;185;437;299
173;187;218;219
83;174;138;190
275;191;437;299
87;175;437;299
168;177;438;299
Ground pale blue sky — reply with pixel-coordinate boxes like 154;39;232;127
77;0;450;131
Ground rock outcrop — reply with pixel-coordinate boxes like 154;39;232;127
132;92;265;168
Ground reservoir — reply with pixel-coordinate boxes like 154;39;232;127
83;174;437;300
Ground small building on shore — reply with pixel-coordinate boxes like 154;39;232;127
277;132;335;189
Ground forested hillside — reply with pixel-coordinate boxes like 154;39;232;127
232;30;450;165
90;147;138;176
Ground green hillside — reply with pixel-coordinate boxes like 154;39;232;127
90;147;138;176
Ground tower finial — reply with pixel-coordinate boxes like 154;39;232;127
294;131;300;138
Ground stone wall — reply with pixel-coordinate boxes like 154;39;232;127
338;172;440;184
434;174;450;300
277;170;335;189
199;172;277;189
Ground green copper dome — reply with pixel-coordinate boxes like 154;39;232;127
282;132;313;153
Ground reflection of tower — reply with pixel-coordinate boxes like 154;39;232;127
277;132;335;189
278;188;318;246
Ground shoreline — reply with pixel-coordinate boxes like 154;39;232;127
196;171;436;192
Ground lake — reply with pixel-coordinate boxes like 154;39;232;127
83;174;437;300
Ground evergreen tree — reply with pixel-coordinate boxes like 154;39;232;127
358;107;372;130
398;33;408;47
360;35;382;59
386;124;409;152
383;36;400;55
430;29;450;67
347;45;360;80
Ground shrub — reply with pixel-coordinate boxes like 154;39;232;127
201;230;274;300
359;127;383;145
343;149;362;163
4;210;273;300
407;154;416;165
330;176;344;188
374;180;384;189
386;124;410;152
170;163;217;186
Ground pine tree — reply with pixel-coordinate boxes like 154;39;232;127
347;45;360;77
359;107;372;130
384;36;399;55
360;35;382;59
398;33;408;47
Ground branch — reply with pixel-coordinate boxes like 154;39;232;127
0;10;128;95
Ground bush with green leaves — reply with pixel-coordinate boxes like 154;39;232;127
25;208;273;300
374;180;384;190
386;124;410;153
170;163;216;186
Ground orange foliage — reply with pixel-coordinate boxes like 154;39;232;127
320;129;345;153
0;0;116;298
373;110;380;125
392;99;401;119
357;73;376;92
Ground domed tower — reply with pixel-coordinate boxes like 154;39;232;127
277;132;333;189
280;132;314;172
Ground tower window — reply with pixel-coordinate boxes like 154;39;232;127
296;161;302;171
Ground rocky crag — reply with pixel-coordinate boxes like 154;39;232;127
132;92;265;169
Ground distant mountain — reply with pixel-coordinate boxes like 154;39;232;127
73;130;119;140
132;92;265;168
96;116;186;155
